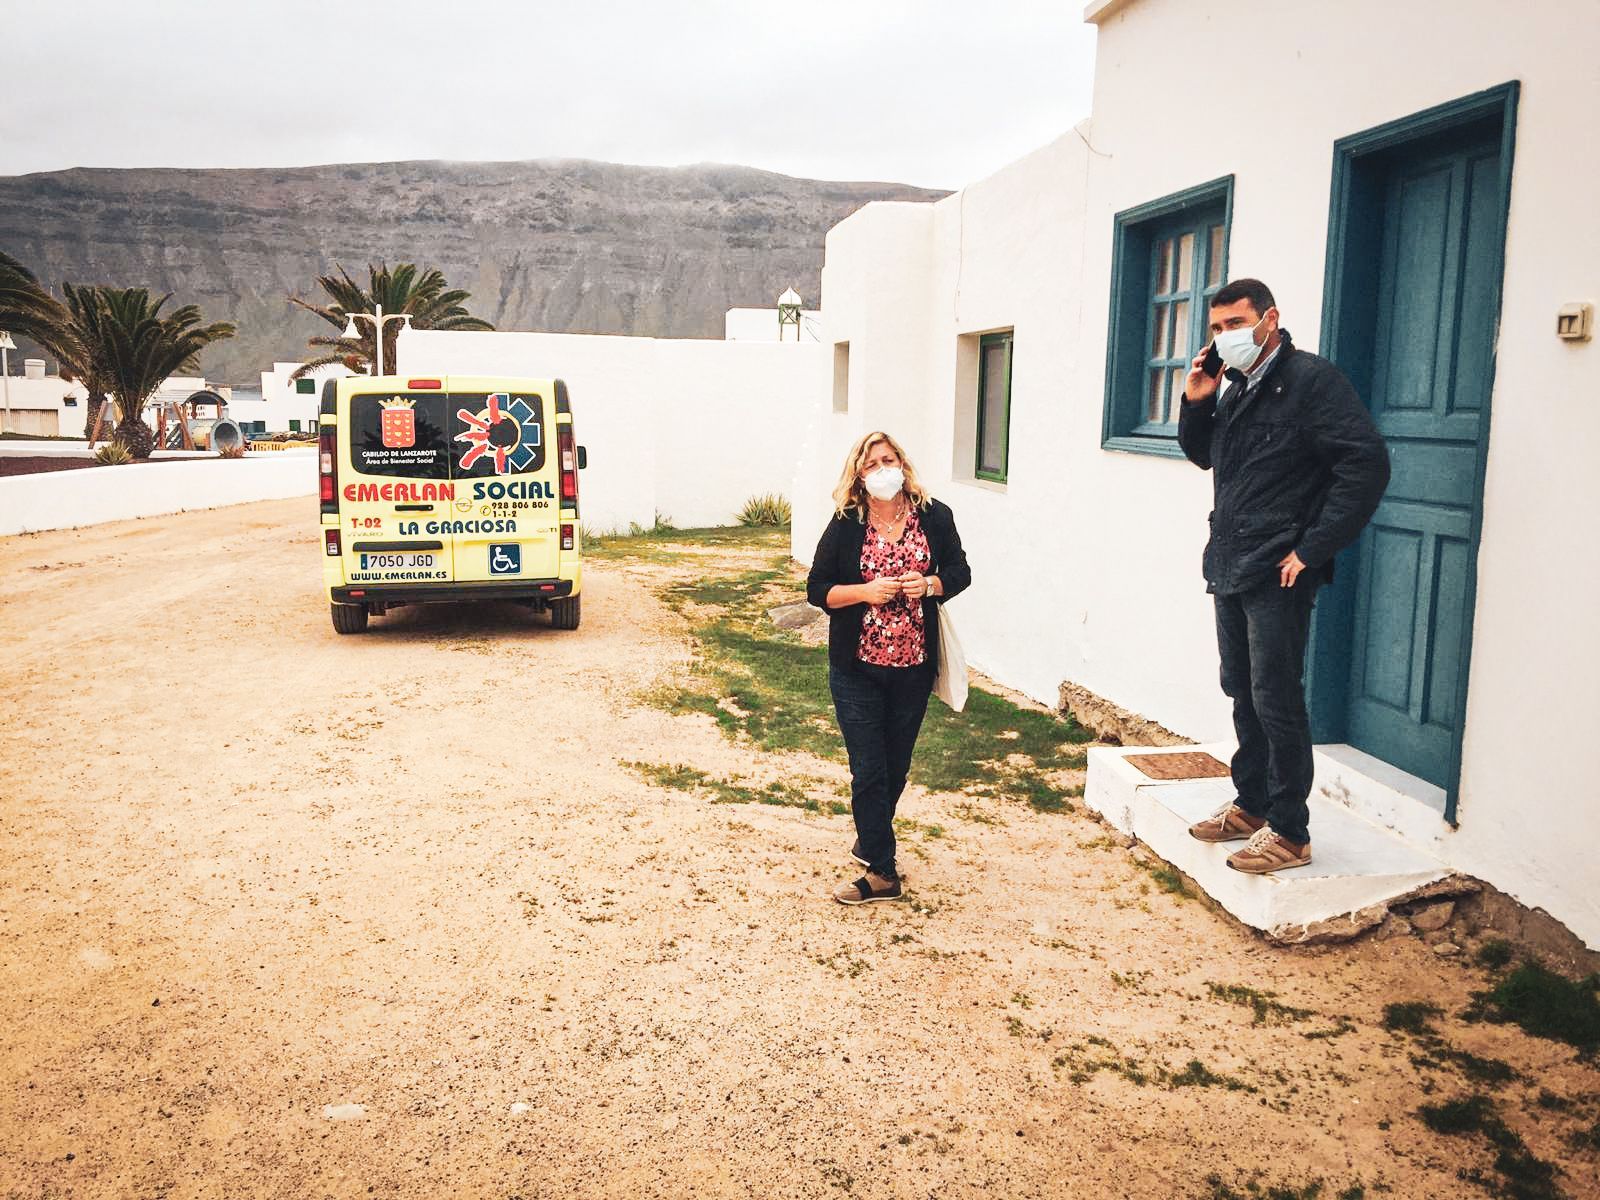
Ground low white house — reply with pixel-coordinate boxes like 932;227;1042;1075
231;361;353;436
0;360;87;436
793;0;1599;945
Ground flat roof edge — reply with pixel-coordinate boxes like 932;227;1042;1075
1084;0;1137;24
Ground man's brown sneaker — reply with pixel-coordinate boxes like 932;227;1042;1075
1226;827;1312;874
833;871;903;905
1188;802;1266;843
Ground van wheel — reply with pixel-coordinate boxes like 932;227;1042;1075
550;595;581;630
331;602;369;634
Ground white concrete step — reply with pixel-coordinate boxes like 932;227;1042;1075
1084;744;1458;943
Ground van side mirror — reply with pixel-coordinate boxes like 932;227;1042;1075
577;445;588;470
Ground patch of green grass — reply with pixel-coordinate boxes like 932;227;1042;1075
1465;961;1600;1058
1135;859;1194;901
1205;1173;1343;1200
624;760;847;816
1166;1059;1253;1092
1383;1001;1444;1035
1568;1119;1600;1153
1416;1094;1564;1200
1476;939;1516;971
1208;982;1316;1026
629;540;1093;812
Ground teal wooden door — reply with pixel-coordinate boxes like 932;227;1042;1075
1344;131;1503;786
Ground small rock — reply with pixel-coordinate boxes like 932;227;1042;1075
151;999;160;1007
768;602;821;631
1410;901;1455;932
1379;916;1412;940
322;1103;365;1120
510;1103;531;1116
1433;942;1461;957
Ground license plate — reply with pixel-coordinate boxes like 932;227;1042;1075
359;552;435;570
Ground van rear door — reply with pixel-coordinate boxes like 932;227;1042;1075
338;381;456;586
446;378;561;583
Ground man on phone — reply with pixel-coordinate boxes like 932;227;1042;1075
1178;278;1389;873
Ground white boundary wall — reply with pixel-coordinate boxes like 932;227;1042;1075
0;453;316;537
793;0;1600;945
398;328;828;532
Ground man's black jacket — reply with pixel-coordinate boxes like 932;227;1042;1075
1177;330;1390;595
806;498;972;672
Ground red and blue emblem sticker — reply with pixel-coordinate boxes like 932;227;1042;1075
455;393;541;475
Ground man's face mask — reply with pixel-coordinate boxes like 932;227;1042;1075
1214;312;1269;373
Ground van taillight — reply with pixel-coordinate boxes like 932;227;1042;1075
324;529;341;556
561;523;574;551
318;424;338;515
558;427;578;504
407;379;442;390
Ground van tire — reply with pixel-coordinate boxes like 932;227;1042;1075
550;595;581;630
331;602;369;635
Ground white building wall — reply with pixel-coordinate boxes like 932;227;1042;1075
796;0;1600;944
0;376;87;435
235;362;352;433
397;327;828;533
724;307;825;343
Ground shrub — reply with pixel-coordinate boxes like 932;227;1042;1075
93;442;133;466
737;493;792;527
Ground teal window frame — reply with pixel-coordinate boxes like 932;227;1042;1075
975;330;1013;483
1101;176;1234;458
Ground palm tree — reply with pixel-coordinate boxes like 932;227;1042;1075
66;286;236;458
1;251;109;435
288;261;494;379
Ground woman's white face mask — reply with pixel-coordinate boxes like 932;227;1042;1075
862;465;905;501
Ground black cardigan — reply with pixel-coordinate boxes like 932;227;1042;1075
805;498;972;672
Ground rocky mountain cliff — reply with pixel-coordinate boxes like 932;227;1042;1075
0;160;946;384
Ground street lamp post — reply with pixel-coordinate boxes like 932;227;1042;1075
0;331;15;433
340;305;413;376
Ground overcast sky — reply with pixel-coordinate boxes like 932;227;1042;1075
0;0;1098;190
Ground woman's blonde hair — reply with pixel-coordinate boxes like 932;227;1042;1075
830;430;932;518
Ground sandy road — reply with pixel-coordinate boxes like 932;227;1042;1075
1;498;1596;1199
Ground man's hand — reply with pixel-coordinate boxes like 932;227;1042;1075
1278;551;1307;588
1183;347;1220;405
862;577;902;605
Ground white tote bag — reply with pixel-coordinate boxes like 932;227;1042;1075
932;604;969;712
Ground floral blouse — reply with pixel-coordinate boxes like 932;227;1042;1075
858;509;933;667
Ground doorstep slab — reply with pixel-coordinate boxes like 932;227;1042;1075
1085;744;1457;942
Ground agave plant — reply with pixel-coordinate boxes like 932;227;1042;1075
64;286;235;458
288;262;494;379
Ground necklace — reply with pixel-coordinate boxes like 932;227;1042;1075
868;499;909;536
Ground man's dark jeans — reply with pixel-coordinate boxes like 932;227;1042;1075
1214;574;1321;846
828;660;934;879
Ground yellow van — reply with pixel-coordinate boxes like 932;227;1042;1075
318;375;587;634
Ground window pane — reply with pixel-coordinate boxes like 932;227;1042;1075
1207;225;1225;287
1147;369;1166;424
979;342;1009;474
1176;233;1195;292
1170;299;1190;358
1150;303;1169;359
1170;368;1187;424
1154;238;1173;294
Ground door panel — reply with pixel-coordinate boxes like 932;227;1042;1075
1344;131;1500;785
446;379;561;582
340;388;456;585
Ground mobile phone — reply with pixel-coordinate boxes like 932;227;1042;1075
1201;342;1223;378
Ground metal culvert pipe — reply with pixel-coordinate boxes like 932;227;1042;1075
210;419;244;452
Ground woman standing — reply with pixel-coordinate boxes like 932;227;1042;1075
806;431;971;905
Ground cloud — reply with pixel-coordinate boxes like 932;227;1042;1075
1;0;1097;188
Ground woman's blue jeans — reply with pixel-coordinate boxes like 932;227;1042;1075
828;660;934;879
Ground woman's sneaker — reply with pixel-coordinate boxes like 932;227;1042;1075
833;871;903;905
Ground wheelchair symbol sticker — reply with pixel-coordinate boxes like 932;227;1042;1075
489;544;521;575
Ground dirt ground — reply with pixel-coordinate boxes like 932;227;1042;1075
2;497;1596;1200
